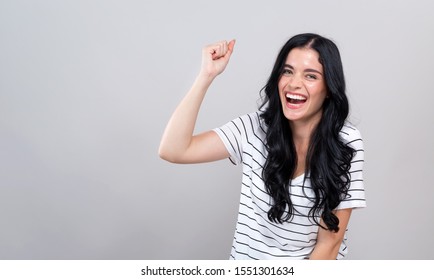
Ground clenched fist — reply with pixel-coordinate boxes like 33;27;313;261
200;40;236;79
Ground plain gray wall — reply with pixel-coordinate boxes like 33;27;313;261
1;0;433;259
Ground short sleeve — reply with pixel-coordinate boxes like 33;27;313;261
335;124;367;210
212;117;245;165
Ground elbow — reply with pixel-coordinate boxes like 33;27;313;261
158;145;181;164
158;146;173;163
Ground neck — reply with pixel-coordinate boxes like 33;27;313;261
289;117;321;179
289;117;321;147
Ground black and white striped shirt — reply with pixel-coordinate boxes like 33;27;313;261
213;111;366;259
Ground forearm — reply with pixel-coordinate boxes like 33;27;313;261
309;208;352;260
158;74;214;162
308;241;341;260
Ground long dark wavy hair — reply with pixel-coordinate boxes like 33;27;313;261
260;33;355;232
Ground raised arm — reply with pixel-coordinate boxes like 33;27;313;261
158;40;236;163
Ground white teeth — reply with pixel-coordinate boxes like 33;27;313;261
286;93;307;100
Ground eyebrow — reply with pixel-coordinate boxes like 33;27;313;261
284;64;323;76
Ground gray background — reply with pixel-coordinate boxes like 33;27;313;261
1;0;433;259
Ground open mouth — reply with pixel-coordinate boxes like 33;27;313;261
286;93;307;105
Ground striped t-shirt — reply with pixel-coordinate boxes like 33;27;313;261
213;111;366;260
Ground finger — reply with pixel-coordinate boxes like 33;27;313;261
212;41;226;60
212;42;224;60
222;41;228;56
227;39;236;54
211;44;222;60
209;40;234;60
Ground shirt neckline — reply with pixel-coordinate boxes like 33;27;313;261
291;173;305;184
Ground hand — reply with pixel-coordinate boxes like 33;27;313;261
199;40;236;79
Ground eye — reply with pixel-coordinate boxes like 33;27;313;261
282;68;293;76
305;74;318;80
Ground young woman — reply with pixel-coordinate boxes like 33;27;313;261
159;33;366;260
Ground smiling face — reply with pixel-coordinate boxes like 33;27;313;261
278;47;328;128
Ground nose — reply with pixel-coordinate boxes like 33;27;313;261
287;74;302;90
